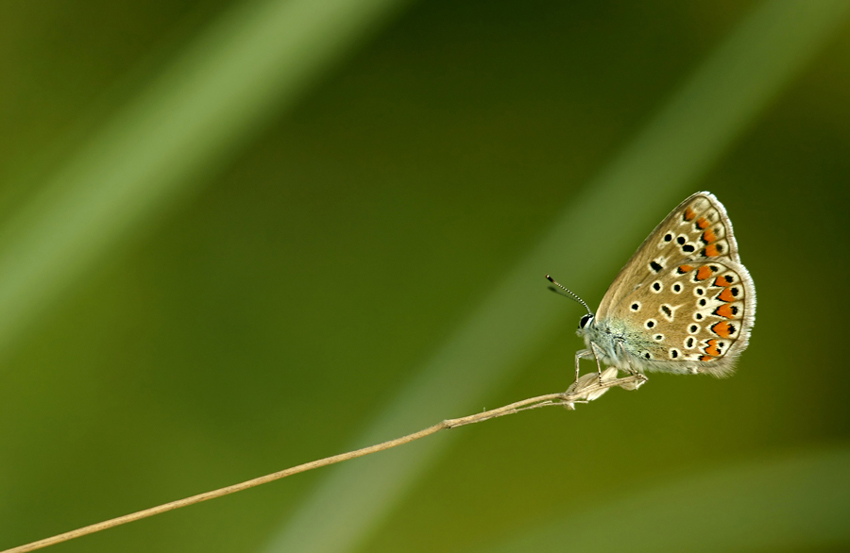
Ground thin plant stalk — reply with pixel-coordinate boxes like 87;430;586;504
1;371;645;553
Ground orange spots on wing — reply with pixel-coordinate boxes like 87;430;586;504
695;265;713;281
699;355;714;362
696;217;710;229
683;206;696;221
704;339;721;356
714;304;735;319
677;264;694;274
713;275;733;287
711;321;734;338
717;288;736;302
703;244;720;257
701;228;717;244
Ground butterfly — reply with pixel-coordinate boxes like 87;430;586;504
549;191;756;381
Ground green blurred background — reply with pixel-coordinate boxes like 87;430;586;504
2;0;849;552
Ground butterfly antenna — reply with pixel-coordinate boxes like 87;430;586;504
545;275;592;316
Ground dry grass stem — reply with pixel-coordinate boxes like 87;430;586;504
2;371;646;553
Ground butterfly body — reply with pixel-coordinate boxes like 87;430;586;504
578;315;683;374
573;192;755;378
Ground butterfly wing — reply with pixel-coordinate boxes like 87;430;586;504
596;192;741;318
608;258;755;375
594;192;755;376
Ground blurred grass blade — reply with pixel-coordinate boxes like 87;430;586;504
261;1;850;552
0;0;410;357
477;447;850;553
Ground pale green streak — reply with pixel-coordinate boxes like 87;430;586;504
261;1;850;553
0;0;409;355
478;447;850;552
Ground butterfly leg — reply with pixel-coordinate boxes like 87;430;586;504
574;348;592;383
616;340;640;377
589;342;605;382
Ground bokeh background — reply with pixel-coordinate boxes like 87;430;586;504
2;0;849;552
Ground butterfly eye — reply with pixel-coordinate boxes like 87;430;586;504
578;314;594;329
